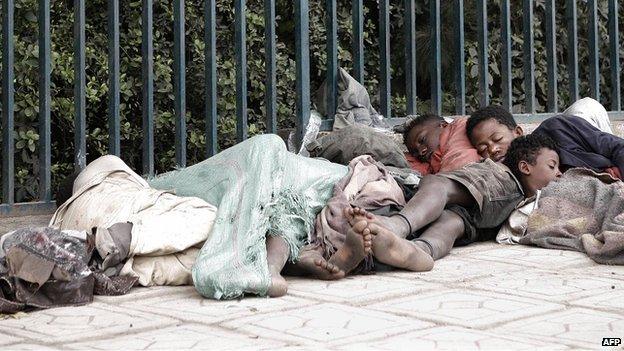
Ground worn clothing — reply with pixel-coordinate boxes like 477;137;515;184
533;114;624;179
563;97;613;134
304;155;406;268
0;227;136;313
403;117;481;175
148;134;347;299
405;153;432;175
437;159;525;243
430;117;482;173
49;155;217;287
522;168;624;265
496;192;541;245
307;124;410;168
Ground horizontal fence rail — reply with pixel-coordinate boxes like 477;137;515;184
1;0;624;216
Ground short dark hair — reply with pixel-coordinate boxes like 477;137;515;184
503;133;558;180
466;105;517;140
55;171;80;207
401;113;444;144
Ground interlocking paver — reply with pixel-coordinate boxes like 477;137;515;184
0;302;175;344
563;264;624;281
494;307;624;349
95;286;183;304
464;244;594;268
121;286;314;324
286;275;440;305
1;343;62;350
0;233;620;349
336;326;569;350
368;289;563;328
465;269;620;302
570;289;624;311
64;324;287;350
386;256;523;284
0;332;24;346
222;303;432;346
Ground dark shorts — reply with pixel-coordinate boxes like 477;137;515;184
437;159;524;244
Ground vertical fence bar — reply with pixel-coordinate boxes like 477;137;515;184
326;0;338;119
295;0;310;142
609;0;620;110
430;0;441;115
235;0;248;142
352;0;364;83
588;0;599;100
566;0;579;102
523;0;535;113
477;0;488;107
205;0;217;156
545;0;558;112
38;0;51;201
379;0;391;118
500;0;512;111
74;0;86;170
405;0;417;114
108;0;120;155
454;0;465;115
264;0;277;133
2;0;14;204
173;0;186;167
142;0;154;176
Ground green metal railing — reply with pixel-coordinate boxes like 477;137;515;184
1;0;623;216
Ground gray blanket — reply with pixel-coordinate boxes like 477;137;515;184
315;68;388;130
522;168;624;264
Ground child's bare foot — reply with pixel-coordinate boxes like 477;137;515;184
267;270;288;297
293;251;346;280
266;235;289;297
344;206;374;224
344;207;411;238
328;220;372;273
368;221;434;271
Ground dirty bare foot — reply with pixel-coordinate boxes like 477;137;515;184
267;269;288;297
368;221;434;272
344;207;411;238
266;236;289;297
328;220;371;274
292;250;346;280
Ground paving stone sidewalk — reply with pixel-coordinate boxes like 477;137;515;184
0;215;623;350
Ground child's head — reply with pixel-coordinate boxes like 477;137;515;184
503;133;562;196
403;114;447;162
467;105;523;162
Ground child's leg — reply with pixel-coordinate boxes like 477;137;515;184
412;210;465;260
266;235;290;297
358;219;434;272
348;175;474;238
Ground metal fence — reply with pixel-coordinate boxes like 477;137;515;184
1;0;623;216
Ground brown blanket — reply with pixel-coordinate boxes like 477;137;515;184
522;168;624;264
302;155;405;262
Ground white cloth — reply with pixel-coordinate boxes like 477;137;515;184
49;155;217;286
496;191;541;245
563;97;613;134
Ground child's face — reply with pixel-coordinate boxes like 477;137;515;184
469;119;523;162
523;148;562;191
405;121;446;162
